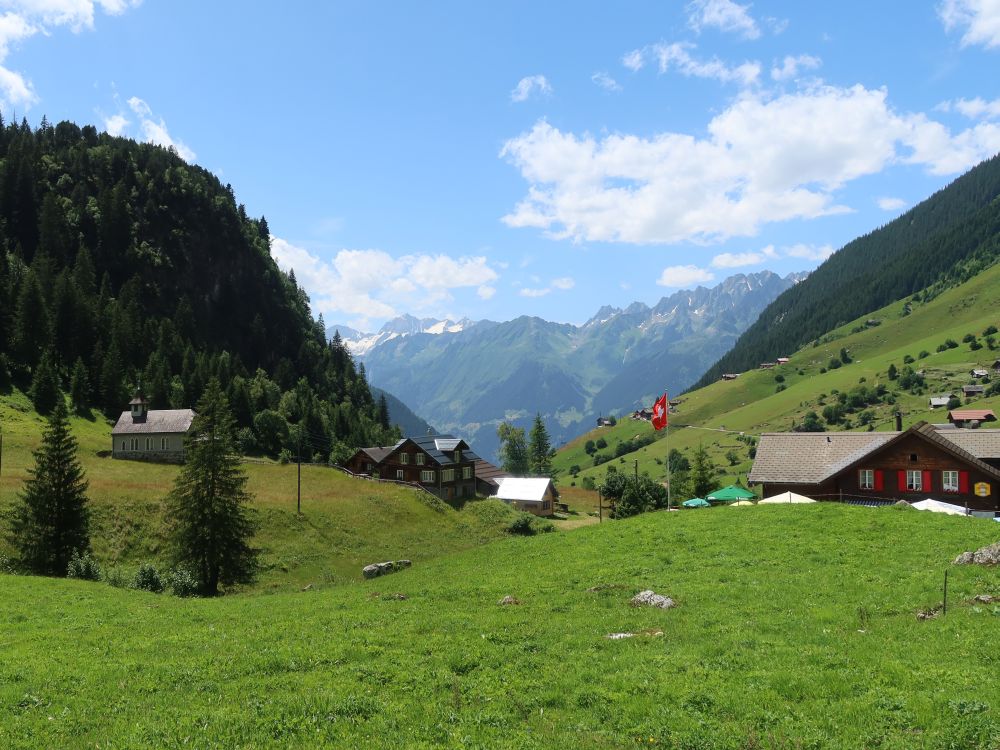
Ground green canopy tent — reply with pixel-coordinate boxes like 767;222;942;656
706;484;756;504
682;497;711;508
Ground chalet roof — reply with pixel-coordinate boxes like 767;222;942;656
948;409;997;423
937;429;1000;459
748;432;895;485
474;459;510;487
972;369;989;377
357;447;394;464
496;477;558;502
392;434;480;466
928;397;951;407
748;423;1000;486
111;409;195;435
962;384;985;393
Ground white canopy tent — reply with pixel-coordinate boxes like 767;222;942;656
759;491;817;504
911;499;969;516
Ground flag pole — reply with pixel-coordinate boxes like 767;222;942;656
664;390;672;509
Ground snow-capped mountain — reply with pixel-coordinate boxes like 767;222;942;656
327;315;477;356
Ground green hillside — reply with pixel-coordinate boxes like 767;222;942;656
3;504;1000;747
0;390;511;592
555;261;1000;493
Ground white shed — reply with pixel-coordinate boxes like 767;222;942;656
495;477;559;517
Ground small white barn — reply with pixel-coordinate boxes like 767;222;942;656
495;477;559;517
111;393;195;463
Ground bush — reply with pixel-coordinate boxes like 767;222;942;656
166;567;200;597
506;513;553;536
984;325;998;336
66;550;101;581
581;476;596;491
133;563;164;593
278;448;292;465
102;567;130;588
918;350;930;359
827;358;842;370
774;374;785;383
962;333;976;343
902;354;914;364
0;554;16;574
944;339;959;349
595;437;608;450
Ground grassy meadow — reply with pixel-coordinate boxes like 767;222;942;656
3;503;1000;748
0;389;521;592
555;262;1000;494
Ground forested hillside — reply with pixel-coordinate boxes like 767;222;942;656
0;116;396;460
696;152;1000;388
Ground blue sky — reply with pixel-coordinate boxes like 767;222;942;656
4;1;1000;330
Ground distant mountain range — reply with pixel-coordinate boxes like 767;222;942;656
329;270;804;460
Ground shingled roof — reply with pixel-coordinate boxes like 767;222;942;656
111;409;195;435
393;434;481;465
937;429;1000;459
749;422;1000;485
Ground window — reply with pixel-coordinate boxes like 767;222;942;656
396;469;404;480
442;469;455;482
400;453;409;465
415;453;425;465
145;437;151;451
454;450;462;462
121;440;126;451
463;466;472;480
942;470;959;493
130;438;138;451
161;437;168;450
420;470;435;483
859;469;874;490
365;462;373;472
906;469;922;492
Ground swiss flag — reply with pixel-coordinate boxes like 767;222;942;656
652;392;668;431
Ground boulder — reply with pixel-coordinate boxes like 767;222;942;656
362;564;381;579
954;542;1000;566
498;595;521;606
953;551;975;565
630;590;676;609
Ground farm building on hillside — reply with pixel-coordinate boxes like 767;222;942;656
345;434;479;501
948;409;997;428
495;477;559;517
748;422;1000;513
111;393;195;463
474;459;511;496
721;373;740;381
963;384;986;397
929;395;954;409
993;358;1000;374
971;368;990;379
776;357;790;365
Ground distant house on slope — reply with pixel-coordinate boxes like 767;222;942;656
495;477;559;517
928;395;955;409
721;373;740;381
345;434;479;502
971;368;990;379
963;384;986;397
948;409;997;428
111;392;195;463
776;357;790;365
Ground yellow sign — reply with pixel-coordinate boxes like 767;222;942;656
975;482;991;498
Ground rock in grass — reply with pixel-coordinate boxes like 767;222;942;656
954;542;1000;566
605;632;634;639
362;564;381;579
630;590;675;609
498;595;521;606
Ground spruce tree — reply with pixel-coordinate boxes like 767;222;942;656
166;378;258;595
528;413;553;477
690;444;717;499
69;357;90;415
29;351;61;415
377;393;390;430
9;402;91;575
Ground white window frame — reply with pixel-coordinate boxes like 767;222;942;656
396;469;404;480
415;453;425;465
442;469;455;482
906;469;922;492
420;469;435;483
400;453;409;465
859;469;874;490
130;437;138;451
942;470;959;493
463;466;472;480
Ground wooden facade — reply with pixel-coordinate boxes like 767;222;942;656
345;435;479;502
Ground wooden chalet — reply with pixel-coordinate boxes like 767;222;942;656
748;422;1000;512
993;358;1000;374
495;477;559;517
345;434;479;501
776;357;790;365
474;458;511;496
721;373;740;381
948;409;997;427
928;395;954;409
963;384;986;397
971;368;990;379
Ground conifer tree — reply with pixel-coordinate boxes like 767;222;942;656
528;413;553;477
166;378;258;595
29;351;61;415
9;402;91;575
377;393;390;429
690;444;717;499
69;357;90;415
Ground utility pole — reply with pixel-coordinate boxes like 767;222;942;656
598;488;602;523
297;430;302;515
634;459;638;482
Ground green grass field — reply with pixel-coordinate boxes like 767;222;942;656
3;503;1000;748
555;262;1000;495
0;389;522;592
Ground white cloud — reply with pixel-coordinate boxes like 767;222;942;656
501;84;1000;245
770;54;821;81
622;49;645;72
711;245;777;267
945;96;1000;119
591;71;621;92
785;243;835;261
0;1;141;110
877;196;907;211
657;265;715;287
126;95;151;117
940;0;1000;49
105;95;196;161
103;112;128;136
653;42;761;86
551;276;575;290
270;236;500;320
686;0;761;39
511;74;552;103
519;287;550;298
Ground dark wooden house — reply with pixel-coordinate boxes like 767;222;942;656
748;422;1000;512
345;434;479;501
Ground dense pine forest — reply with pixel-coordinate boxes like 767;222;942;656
0;116;397;460
696;152;1000;388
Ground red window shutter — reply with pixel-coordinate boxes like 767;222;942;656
874;470;884;491
922;470;932;492
959;471;970;494
897;470;906;491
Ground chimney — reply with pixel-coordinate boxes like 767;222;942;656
894;412;902;432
